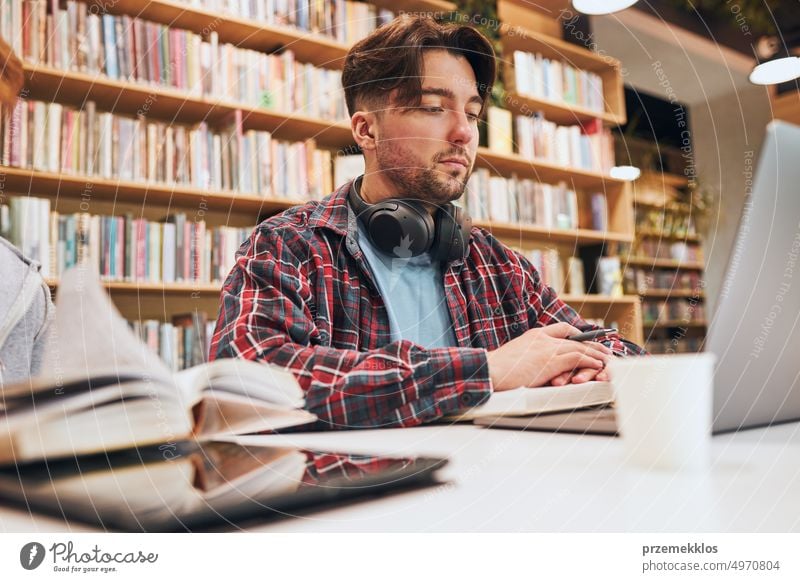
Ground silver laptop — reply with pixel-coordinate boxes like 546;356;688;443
478;121;800;436
708;120;800;433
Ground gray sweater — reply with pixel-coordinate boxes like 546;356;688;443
0;236;54;386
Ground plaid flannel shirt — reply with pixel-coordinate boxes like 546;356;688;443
209;181;646;429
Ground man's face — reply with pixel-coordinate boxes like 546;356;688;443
372;50;482;205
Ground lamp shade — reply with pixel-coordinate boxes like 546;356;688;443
572;0;639;15
749;57;800;85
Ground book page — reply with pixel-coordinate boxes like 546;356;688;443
40;265;172;384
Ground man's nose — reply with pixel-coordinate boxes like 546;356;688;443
448;109;474;146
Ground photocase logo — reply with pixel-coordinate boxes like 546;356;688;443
20;542;46;570
392;234;414;260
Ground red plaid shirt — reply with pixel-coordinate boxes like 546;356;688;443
209;181;645;429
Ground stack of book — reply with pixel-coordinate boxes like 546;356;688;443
465;169;579;230
0;101;334;199
512;50;605;112
0;196;251;284
5;0;348;120
182;0;396;44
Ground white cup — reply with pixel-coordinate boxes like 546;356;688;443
608;353;716;472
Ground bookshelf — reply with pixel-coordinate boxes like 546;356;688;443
1;0;643;350
616;138;707;353
772;88;800;126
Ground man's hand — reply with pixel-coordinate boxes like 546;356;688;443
485;322;613;392
550;364;611;386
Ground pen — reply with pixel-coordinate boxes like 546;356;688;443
567;328;617;342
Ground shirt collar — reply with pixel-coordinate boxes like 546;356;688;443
306;180;357;238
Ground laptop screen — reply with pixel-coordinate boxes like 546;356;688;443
706;120;800;433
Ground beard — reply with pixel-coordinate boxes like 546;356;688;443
374;138;472;205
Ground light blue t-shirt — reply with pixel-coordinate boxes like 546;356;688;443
356;219;458;349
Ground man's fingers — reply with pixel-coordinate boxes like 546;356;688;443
555;340;612;363
558;353;604;373
539;322;581;339
551;371;572;386
571;367;601;383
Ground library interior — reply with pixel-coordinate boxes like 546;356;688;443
0;0;798;536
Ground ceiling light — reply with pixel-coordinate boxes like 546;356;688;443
749;57;800;85
572;0;639;15
610;166;641;181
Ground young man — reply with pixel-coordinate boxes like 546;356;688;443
0;38;55;386
210;15;645;429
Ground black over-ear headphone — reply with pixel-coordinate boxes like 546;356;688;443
348;175;472;263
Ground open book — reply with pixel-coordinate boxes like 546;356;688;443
0;266;315;464
446;381;614;421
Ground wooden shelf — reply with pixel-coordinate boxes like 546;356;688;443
634;199;694;213
46;279;222;294
502;91;624;126
501;22;622;73
25;67;628;189
639;289;705;299
476;148;625;190
0;166;305;215
85;0;349;69
636;229;701;242
24;64;354;149
640;171;690;188
643;320;707;329
3;166;633;245
372;0;456;12
560;294;639;305
625;257;705;270
773;89;800;125
475;220;633;244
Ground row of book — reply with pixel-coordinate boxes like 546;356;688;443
518;247;624;299
630;239;704;263
512;50;605;113
635;207;698;237
485;107;615;173
130;313;216;372
623;268;704;295
181;0;395;45
0;196;251;283
0;100;334;199
645;336;704;354
642;299;707;326
514;115;614;173
464;169;610;232
5;0;348;120
465;170;579;230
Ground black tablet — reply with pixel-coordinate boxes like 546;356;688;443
0;441;448;532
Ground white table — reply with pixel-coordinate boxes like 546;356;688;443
2;422;799;532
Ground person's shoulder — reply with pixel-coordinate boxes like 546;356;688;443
468;225;521;259
257;200;321;234
0;236;35;267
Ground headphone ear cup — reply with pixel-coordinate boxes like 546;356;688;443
367;200;435;258
432;204;472;262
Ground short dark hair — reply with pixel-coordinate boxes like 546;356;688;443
342;15;496;118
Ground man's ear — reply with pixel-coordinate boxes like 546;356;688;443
351;111;377;151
